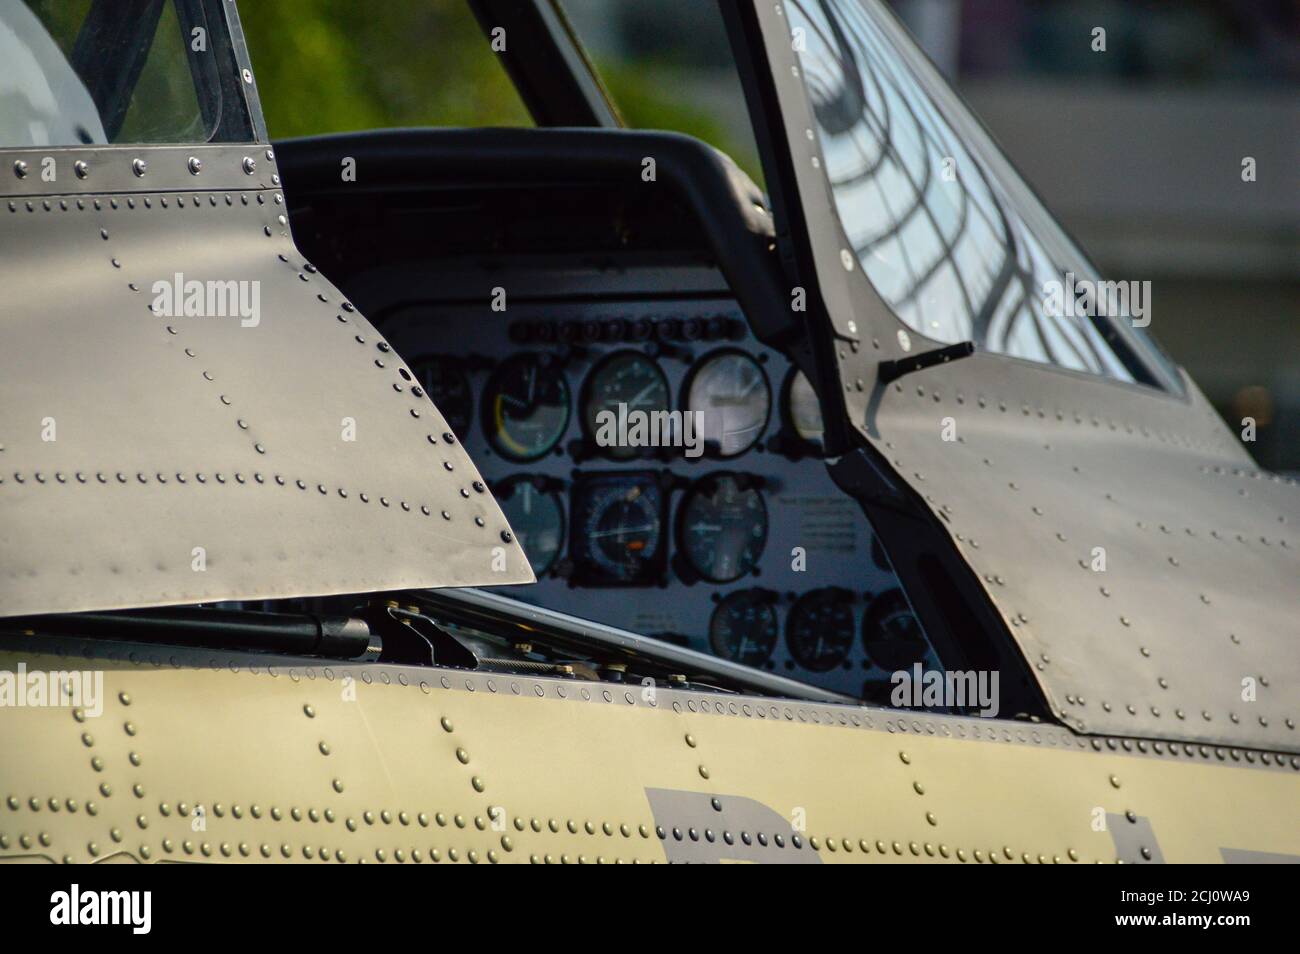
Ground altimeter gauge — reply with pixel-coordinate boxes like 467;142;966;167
581;350;670;460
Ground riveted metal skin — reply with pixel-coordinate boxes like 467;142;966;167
0;634;1295;864
0;144;531;616
731;2;1299;754
0;145;278;198
853;361;1299;752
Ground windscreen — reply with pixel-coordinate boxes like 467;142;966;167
788;0;1182;389
0;0;221;146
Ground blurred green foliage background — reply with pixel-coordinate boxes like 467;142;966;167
239;0;532;133
238;0;762;181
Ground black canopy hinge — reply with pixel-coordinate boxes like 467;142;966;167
877;341;976;385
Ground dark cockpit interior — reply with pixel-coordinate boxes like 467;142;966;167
277;127;944;705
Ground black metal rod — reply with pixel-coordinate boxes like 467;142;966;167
2;608;374;659
408;587;859;705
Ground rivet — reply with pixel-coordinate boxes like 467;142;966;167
13;160;28;178
132;158;147;177
74;160;89;179
456;747;470;764
242;156;257;175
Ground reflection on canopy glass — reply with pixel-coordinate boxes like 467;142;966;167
788;0;1175;385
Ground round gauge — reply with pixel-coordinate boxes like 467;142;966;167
678;473;767;583
581;350;670;460
685;350;771;457
412;355;473;440
497;478;565;576
709;590;778;666
574;477;664;583
482;353;570;462
862;589;928;671
784;369;825;451
785;588;855;672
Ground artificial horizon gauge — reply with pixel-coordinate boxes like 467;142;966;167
411;354;473;440
862;589;929;670
482;353;570;461
570;472;666;584
496;477;565;576
784;368;825;451
678;473;767;583
684;349;771;457
581;350;670;460
708;589;778;666
786;587;855;672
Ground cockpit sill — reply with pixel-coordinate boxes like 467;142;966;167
2;608;1297;776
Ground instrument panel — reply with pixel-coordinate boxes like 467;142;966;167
381;297;940;699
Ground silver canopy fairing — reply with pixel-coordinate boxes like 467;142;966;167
0;160;531;611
